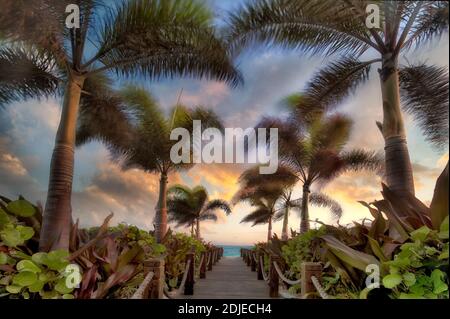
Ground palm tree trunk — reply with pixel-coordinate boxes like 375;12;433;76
154;172;168;242
281;207;289;240
379;53;415;198
300;185;310;234
39;74;85;251
196;218;201;240
267;217;272;242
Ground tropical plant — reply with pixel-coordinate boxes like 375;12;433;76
76;86;225;242
160;231;205;290
167;184;231;239
226;0;449;198
0;0;241;251
257;113;382;233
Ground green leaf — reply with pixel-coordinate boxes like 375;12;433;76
6;200;35;217
39;290;59;299
0;208;10;227
32;252;48;265
62;293;74;299
403;272;416;287
17;225;34;241
6;285;22;294
438;216;449;239
0;227;22;247
28;279;45;293
431;269;448;294
382;273;403;289
367;236;388;262
45;250;69;271
55;278;73;294
17;260;42;273
410;226;431;242
399;293;424;299
0;252;7;265
12;271;37;287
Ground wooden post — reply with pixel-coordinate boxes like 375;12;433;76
200;251;207;279
256;252;263;280
184;253;195;295
301;262;322;299
269;255;280;298
143;258;165;299
246;251;251;267
240;248;243;258
250;251;256;272
207;250;213;271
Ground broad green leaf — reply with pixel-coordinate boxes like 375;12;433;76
62;294;74;299
28;279;45;293
0;252;7;264
438;216;449;239
9;250;31;260
39;290;59;299
22;291;30;299
438;243;449;260
45;250;69;271
322;235;379;271
55;278;73;294
403;272;416;287
6;200;35;217
6;285;22;294
17;225;34;241
0;209;10;227
17;260;42;273
431;269;448;294
0;227;22;247
367;236;388;262
12;271;37;287
382;273;402;289
410;226;431;242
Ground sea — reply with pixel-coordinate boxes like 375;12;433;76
218;245;253;257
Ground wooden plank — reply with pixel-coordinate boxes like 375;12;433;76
179;257;275;299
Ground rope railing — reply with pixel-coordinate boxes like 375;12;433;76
130;271;155;299
272;261;301;286
311;275;331;299
259;255;269;282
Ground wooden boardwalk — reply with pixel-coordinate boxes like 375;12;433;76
183;256;273;299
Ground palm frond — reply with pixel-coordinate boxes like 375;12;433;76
240;207;271;225
399;64;449;150
0;46;60;106
203;199;232;216
309;192;343;219
225;0;372;58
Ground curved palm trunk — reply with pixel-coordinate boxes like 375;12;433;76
281;207;289;240
154;172;168;242
196;218;201;240
267;216;273;242
300;185;310;234
379;54;415;198
39;74;85;251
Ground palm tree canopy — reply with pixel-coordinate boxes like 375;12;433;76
76;85;224;174
167;184;231;228
0;0;242;106
226;0;449;150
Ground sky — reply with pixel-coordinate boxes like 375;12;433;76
0;1;448;245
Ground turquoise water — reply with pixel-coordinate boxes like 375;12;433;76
218;245;252;257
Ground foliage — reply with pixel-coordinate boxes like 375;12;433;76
381;219;449;299
161;230;205;289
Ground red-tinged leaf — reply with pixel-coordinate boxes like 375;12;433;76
430;162;449;230
92;264;138;299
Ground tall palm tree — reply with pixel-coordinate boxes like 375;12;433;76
76;86;226;242
236;165;343;239
257;113;382;233
0;0;241;251
167;185;232;239
226;0;449;198
234;183;284;242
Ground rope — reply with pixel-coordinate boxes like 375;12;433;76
311;275;331;299
194;254;204;282
206;252;211;267
252;253;257;263
130;271;154;299
259;256;269;282
165;259;192;298
272;261;302;286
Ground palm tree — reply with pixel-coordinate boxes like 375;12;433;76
226;0;449;198
167;185;232;240
257;113;382;233
0;0;241;251
234;183;284;242
76;85;226;242
235;165;343;239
